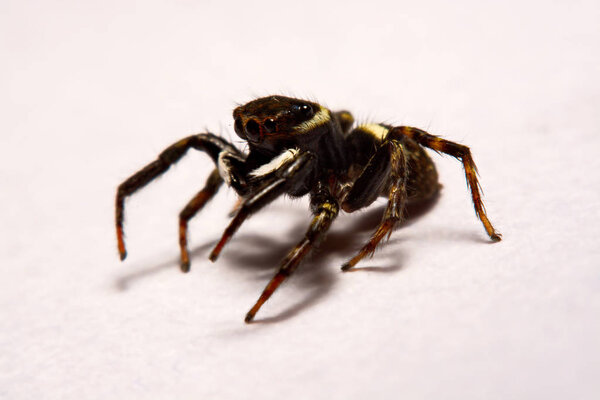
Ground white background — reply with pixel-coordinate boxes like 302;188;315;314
2;0;599;399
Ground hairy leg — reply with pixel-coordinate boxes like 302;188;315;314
178;169;223;272
245;192;339;322
392;126;501;241
115;133;242;260
342;140;407;270
209;151;315;262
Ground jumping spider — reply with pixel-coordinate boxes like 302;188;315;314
115;95;501;322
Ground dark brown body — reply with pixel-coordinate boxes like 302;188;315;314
115;95;500;323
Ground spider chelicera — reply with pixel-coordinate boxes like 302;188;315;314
115;95;501;322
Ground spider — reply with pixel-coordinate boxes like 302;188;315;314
115;95;501;323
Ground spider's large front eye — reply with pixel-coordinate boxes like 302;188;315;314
244;119;261;142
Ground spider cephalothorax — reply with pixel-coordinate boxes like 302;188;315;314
233;96;325;143
115;95;501;323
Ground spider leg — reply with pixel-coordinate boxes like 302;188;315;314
115;133;245;260
178;169;223;272
209;151;315;262
341;140;408;271
393;126;501;241
245;190;339;323
332;110;355;134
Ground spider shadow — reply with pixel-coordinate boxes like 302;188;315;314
113;193;441;323
217;193;441;324
215;225;339;324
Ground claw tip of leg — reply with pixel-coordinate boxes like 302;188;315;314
341;263;352;272
119;251;127;261
208;252;218;262
491;233;502;242
180;262;190;273
244;313;254;323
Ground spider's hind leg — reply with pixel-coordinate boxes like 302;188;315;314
341;137;408;271
394;126;501;241
333;110;355;134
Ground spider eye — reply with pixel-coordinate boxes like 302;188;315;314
264;118;277;133
292;104;313;118
300;104;312;115
234;117;244;137
244;119;261;142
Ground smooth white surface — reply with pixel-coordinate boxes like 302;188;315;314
2;1;599;399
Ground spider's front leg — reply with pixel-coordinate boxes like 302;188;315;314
115;133;246;270
178;169;223;272
208;150;316;261
341;138;408;271
245;184;339;323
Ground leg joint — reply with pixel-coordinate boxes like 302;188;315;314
313;200;339;218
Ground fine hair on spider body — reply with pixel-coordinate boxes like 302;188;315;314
115;95;501;323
